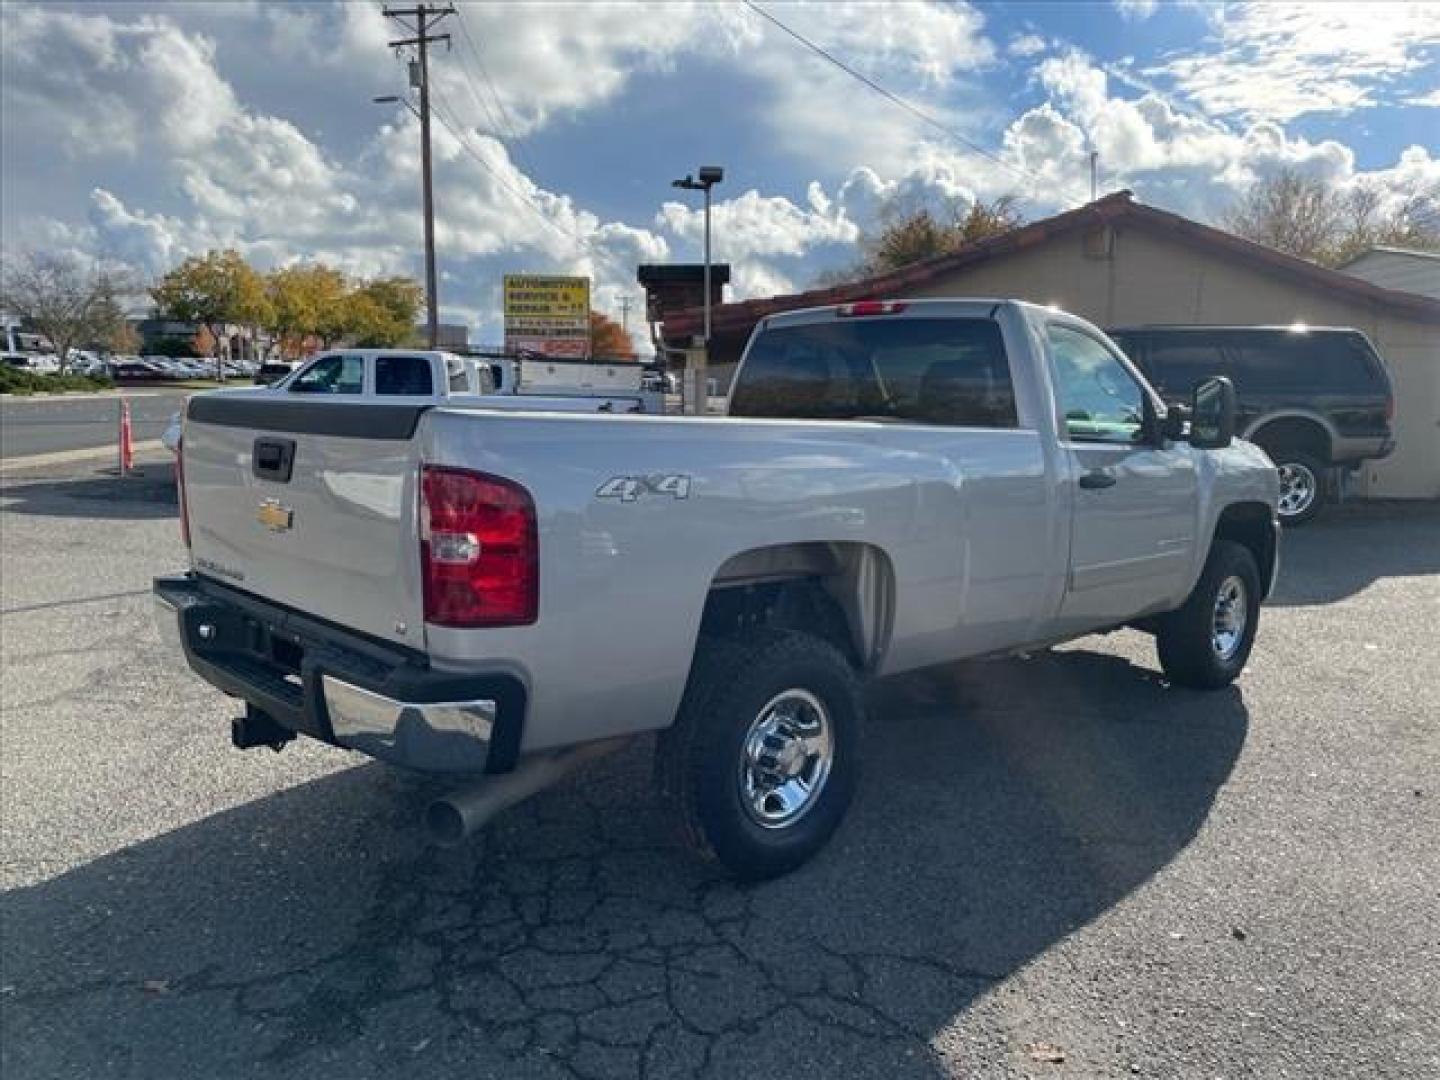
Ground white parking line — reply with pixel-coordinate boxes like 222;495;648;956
0;440;168;473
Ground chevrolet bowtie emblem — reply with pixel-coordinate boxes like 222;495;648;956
256;498;294;532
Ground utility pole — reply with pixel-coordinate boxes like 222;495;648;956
1090;149;1099;202
383;4;454;348
617;295;632;336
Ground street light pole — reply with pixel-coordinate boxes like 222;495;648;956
671;166;723;414
703;181;713;347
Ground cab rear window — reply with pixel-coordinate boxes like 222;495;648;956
375;354;435;396
731;318;1018;428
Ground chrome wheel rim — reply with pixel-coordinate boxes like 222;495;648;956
1211;575;1248;661
1277;462;1316;518
738;688;834;830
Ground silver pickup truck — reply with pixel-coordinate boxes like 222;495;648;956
155;299;1279;879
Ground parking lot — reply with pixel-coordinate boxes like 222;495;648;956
1;456;1436;1080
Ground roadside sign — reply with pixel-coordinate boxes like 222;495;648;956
503;274;590;358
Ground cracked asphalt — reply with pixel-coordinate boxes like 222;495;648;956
2;459;1437;1079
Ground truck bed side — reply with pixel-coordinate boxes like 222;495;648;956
416;408;1061;753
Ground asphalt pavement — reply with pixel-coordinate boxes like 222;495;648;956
0;392;189;459
1;461;1436;1079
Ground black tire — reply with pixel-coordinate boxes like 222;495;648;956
1156;540;1262;690
1268;449;1326;526
656;629;863;880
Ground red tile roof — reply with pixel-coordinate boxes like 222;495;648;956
662;191;1440;336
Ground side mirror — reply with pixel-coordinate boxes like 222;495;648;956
1189;376;1236;449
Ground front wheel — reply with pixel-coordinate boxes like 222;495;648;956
1155;540;1261;690
656;629;863;880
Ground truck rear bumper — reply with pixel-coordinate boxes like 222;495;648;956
153;574;525;774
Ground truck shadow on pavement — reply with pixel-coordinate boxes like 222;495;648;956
1267;500;1440;607
1;649;1246;1079
0;463;178;521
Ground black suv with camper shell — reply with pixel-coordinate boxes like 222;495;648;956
1107;325;1395;525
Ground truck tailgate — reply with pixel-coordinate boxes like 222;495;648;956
182;395;426;648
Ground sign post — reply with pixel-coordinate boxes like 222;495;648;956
503;275;591;359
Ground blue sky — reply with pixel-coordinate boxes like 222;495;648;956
2;1;1436;350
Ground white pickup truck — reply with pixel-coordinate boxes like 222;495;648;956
155;299;1279;879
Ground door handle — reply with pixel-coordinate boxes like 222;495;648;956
1078;469;1117;490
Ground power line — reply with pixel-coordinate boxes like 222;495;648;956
741;1;1091;207
448;20;508;142
451;7;537;179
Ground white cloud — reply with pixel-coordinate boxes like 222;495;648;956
1007;33;1048;59
433;1;729;137
656;188;859;261
1146;1;1440;123
1114;0;1159;20
0;6;239;159
1407;87;1440;108
997;50;1437;222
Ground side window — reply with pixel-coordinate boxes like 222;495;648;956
729;318;1017;427
375;354;435;396
1232;332;1382;393
1047;325;1146;444
1144;335;1231;398
289;354;364;394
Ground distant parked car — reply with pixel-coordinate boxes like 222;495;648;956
1108;325;1396;525
111;361;167;382
254;361;299;385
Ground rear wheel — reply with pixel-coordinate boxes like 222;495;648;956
656;629;862;880
1156;540;1261;689
1270;450;1326;526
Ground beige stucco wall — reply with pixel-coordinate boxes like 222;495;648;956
908;224;1440;499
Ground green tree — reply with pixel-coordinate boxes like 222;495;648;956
346;276;423;347
0;252;133;373
152;249;266;379
299;265;351;348
264;265;319;357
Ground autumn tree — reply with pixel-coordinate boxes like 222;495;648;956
104;317;143;357
589;310;635;359
1224;169;1440;266
0;252;133;372
152;249;266;379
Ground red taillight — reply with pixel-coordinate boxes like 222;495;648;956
837;300;908;318
421;466;538;627
176;436;190;548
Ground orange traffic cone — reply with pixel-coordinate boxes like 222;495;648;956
119;397;134;475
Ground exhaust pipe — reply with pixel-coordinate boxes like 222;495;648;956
424;737;630;846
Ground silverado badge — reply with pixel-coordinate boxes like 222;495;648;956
256;498;294;533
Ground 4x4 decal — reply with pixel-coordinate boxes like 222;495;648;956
596;474;692;502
